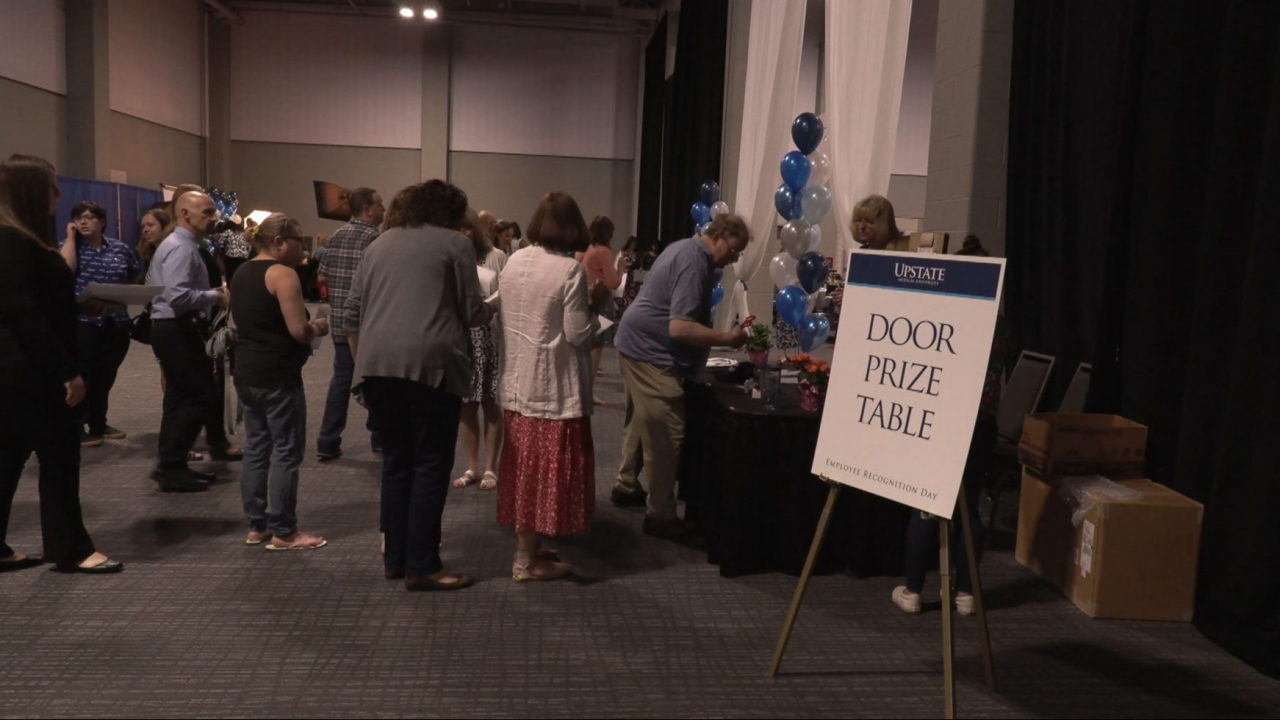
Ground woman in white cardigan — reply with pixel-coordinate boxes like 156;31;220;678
496;192;610;582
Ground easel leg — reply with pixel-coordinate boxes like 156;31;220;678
939;518;956;720
959;488;998;694
768;483;841;678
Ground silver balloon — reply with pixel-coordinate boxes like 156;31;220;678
710;201;730;218
781;219;814;260
769;253;798;290
807;290;821;313
808;150;832;187
802;185;833;226
805;224;823;254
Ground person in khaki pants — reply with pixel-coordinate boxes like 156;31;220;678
612;216;751;540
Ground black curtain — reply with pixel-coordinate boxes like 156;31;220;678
635;15;667;250
658;1;728;247
1008;0;1280;677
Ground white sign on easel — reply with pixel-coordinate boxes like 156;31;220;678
811;249;1006;518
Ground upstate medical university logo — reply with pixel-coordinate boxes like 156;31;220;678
894;262;946;288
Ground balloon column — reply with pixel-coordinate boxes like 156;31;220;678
693;180;737;313
773;112;832;353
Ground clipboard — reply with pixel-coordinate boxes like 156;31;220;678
76;283;163;306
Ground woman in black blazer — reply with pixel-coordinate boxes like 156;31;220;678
0;153;122;574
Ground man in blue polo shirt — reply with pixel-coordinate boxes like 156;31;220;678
613;214;751;540
57;201;142;447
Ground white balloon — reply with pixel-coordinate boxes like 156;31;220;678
808;151;832;187
710;201;730;218
769;253;798;290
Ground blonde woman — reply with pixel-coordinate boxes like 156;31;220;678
229;214;330;550
833;195;904;307
850;194;902;250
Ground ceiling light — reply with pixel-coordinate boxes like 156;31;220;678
423;8;440;20
399;7;414;18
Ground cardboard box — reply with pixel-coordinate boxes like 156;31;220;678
1018;414;1148;477
1016;469;1203;622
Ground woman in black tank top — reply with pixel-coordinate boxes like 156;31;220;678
229;214;330;552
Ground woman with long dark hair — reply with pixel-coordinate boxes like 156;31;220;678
0;154;123;574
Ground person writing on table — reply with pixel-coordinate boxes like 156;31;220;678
58;201;143;448
611;215;751;540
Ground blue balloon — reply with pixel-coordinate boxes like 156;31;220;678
796;251;830;294
775;285;808;327
701;181;721;206
774;184;804;221
800;314;832;352
780;151;813;192
691;202;712;226
711;282;725;308
792;112;826;155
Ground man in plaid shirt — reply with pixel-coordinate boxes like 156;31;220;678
317;187;385;461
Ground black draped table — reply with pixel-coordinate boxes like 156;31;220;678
679;376;909;579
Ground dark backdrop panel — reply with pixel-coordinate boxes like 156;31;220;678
658;0;727;247
635;15;667;250
1008;0;1280;677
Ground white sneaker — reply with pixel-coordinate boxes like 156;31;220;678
938;589;976;616
892;586;921;614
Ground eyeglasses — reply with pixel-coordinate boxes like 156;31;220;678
76;214;99;222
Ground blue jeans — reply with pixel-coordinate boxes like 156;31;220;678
364;377;461;578
318;342;379;454
239;383;306;537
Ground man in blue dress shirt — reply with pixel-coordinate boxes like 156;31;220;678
149;192;232;492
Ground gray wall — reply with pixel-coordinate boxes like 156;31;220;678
0;79;203;189
924;0;1014;255
108;112;204;190
230;141;422;235
0;77;68;170
449;152;636;236
888;173;928;219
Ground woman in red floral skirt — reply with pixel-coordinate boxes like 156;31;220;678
496;192;611;582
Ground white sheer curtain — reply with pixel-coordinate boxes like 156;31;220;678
716;0;808;331
824;0;913;271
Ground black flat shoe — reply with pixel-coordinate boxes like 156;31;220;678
0;556;45;573
187;468;218;483
56;559;124;574
150;469;208;493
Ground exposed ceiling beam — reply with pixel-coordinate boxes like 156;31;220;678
204;0;245;24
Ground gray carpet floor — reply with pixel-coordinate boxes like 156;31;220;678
1;340;1277;719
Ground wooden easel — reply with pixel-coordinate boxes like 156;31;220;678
767;477;997;719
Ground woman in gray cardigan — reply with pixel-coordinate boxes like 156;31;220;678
344;180;497;592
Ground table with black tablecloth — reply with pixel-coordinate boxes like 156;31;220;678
679;376;909;579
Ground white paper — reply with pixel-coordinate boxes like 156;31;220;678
76;283;163;306
810;250;1006;518
311;305;331;350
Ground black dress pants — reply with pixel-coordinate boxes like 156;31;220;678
152;318;227;470
0;383;96;569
